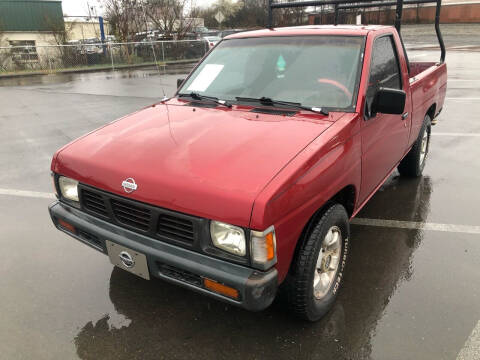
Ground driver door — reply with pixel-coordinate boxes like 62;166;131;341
359;34;411;205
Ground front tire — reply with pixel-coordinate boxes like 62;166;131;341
398;114;431;177
285;204;350;321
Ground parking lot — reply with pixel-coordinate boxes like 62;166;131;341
1;32;480;359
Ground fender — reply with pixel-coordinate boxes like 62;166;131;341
250;113;362;282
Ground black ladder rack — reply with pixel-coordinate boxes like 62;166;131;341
267;0;445;63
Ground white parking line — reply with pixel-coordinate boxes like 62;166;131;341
450;45;479;49
1;187;480;235
351;218;480;235
457;320;480;360
434;133;480;137
410;53;428;58
446;98;480;100
0;188;55;199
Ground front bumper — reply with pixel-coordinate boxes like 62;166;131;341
49;201;278;311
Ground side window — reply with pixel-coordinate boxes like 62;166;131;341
366;35;402;113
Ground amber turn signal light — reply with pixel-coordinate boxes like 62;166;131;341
264;232;275;261
57;218;76;234
250;226;277;269
204;278;239;300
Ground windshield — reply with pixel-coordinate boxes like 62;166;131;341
179;35;365;110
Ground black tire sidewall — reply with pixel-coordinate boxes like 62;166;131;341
304;205;350;321
418;116;431;174
398;114;432;177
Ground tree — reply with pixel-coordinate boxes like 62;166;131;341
0;22;11;71
144;0;198;38
0;20;4;45
276;7;307;26
104;0;143;42
229;0;267;28
44;15;72;45
104;0;145;63
198;0;268;29
42;15;78;69
197;6;218;28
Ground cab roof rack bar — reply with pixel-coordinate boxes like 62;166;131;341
267;0;445;63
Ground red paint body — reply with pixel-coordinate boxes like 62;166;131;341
51;25;447;283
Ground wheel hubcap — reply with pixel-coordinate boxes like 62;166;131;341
313;226;342;300
420;129;429;166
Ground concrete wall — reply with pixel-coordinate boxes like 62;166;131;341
0;32;59;71
65;21;111;41
0;32;57;47
309;2;480;24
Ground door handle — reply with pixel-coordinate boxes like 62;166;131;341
401;112;409;120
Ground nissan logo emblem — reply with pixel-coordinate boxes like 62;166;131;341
119;251;135;268
122;178;138;193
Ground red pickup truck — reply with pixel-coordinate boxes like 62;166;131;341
49;23;446;320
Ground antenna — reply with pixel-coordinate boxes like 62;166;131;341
141;4;168;101
86;1;92;18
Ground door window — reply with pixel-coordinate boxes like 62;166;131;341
366;35;402;114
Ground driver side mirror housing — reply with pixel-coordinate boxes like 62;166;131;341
372;88;406;116
177;78;185;89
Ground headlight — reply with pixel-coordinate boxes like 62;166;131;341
58;176;79;202
250;226;277;270
210;221;246;256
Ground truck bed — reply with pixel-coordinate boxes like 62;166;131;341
408;61;447;139
409;61;438;78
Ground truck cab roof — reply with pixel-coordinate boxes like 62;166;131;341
226;25;393;39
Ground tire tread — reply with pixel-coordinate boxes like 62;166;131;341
285;204;348;321
398;115;431;177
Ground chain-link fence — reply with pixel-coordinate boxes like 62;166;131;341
0;40;209;75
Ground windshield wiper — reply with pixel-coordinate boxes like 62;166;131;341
178;92;232;108
235;96;329;115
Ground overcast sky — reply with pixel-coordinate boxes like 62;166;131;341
61;0;216;16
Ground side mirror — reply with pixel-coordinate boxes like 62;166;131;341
177;78;185;89
372;88;406;115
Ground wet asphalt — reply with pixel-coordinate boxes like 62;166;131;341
1;41;480;359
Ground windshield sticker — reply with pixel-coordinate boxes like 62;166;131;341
276;55;286;78
187;64;224;92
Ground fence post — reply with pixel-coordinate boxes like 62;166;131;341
150;41;161;73
161;41;165;63
49;48;53;72
109;44;115;71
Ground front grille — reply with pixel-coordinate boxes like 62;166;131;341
111;199;151;232
158;214;194;243
77;229;102;248
79;186;198;247
157;263;202;287
82;190;108;217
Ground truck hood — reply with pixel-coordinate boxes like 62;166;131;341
54;102;337;226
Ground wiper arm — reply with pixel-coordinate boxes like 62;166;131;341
235;96;329;115
178;92;232;108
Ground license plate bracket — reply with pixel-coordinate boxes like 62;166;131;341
106;240;150;280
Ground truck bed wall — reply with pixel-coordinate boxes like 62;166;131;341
410;62;436;78
408;62;447;146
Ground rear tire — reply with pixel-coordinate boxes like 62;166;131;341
398;114;431;177
285;203;350;322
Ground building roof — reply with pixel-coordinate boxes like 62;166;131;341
0;0;64;32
